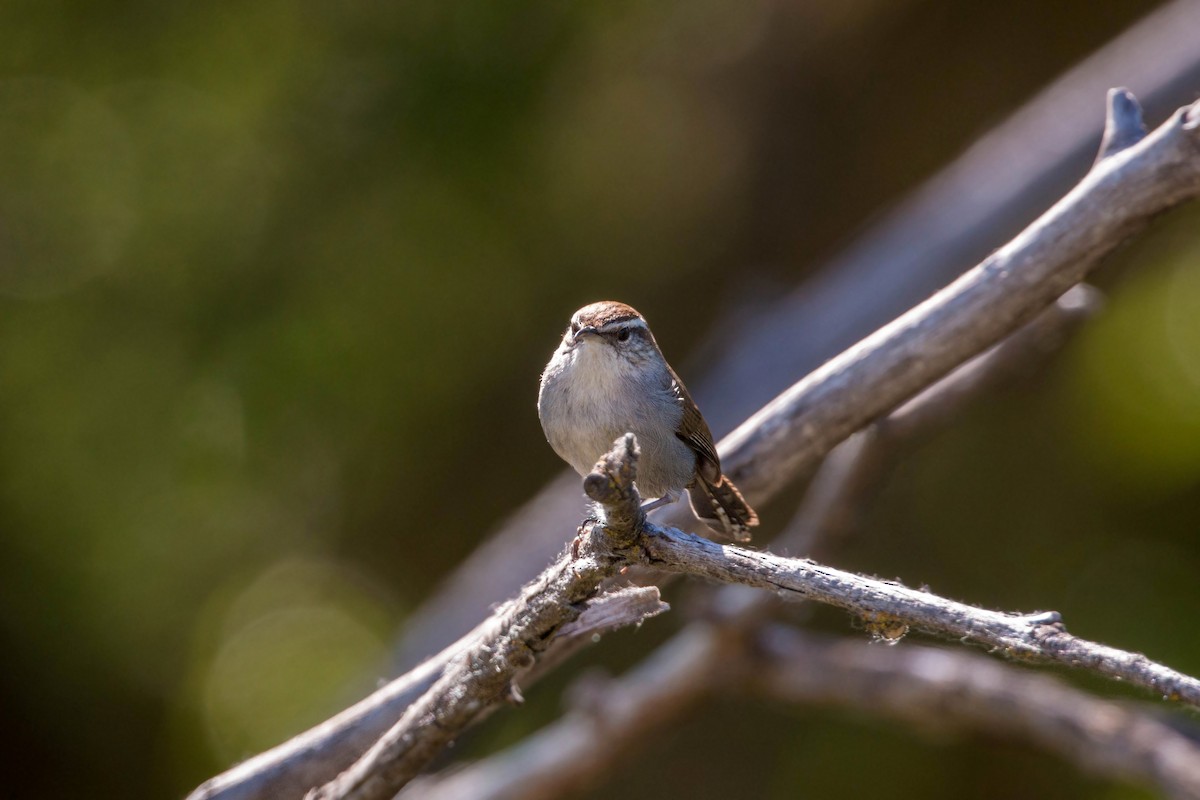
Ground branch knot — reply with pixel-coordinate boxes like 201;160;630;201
582;434;645;550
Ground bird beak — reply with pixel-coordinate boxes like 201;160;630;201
572;326;599;343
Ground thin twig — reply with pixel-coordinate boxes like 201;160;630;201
640;524;1200;708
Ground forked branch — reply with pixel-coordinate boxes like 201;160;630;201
317;424;1200;800
192;90;1200;800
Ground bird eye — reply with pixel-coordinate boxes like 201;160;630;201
617;328;631;342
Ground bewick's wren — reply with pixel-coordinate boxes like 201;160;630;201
538;301;758;542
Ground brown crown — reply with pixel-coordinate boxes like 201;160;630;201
572;301;644;329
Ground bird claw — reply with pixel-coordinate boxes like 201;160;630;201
640;489;681;513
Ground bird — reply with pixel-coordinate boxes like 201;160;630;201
537;300;758;541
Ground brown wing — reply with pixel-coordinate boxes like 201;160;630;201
667;364;722;484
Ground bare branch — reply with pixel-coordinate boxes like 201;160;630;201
709;92;1200;509
328;417;1200;800
641;523;1200;709
408;627;1200;800
557;586;668;641
305;437;649;800
401;626;729;800
185;627;476;800
777;284;1102;556
395;258;1128;800
425;282;1108;798
189;92;1200;800
754;627;1200;800
468;277;1110;797
521;585;670;697
395;1;1200;668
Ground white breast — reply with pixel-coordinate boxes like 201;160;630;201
538;339;693;497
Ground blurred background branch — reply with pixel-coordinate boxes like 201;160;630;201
406;626;1200;800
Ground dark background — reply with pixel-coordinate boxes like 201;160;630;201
0;1;1197;798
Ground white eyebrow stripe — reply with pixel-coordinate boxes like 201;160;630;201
598;317;647;333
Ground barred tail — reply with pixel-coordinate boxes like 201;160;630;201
688;473;758;543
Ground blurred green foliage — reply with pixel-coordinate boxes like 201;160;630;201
0;1;1195;798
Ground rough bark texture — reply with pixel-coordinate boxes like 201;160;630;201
406;628;1200;800
641;524;1200;708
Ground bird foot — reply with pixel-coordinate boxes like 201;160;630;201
640;489;681;513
